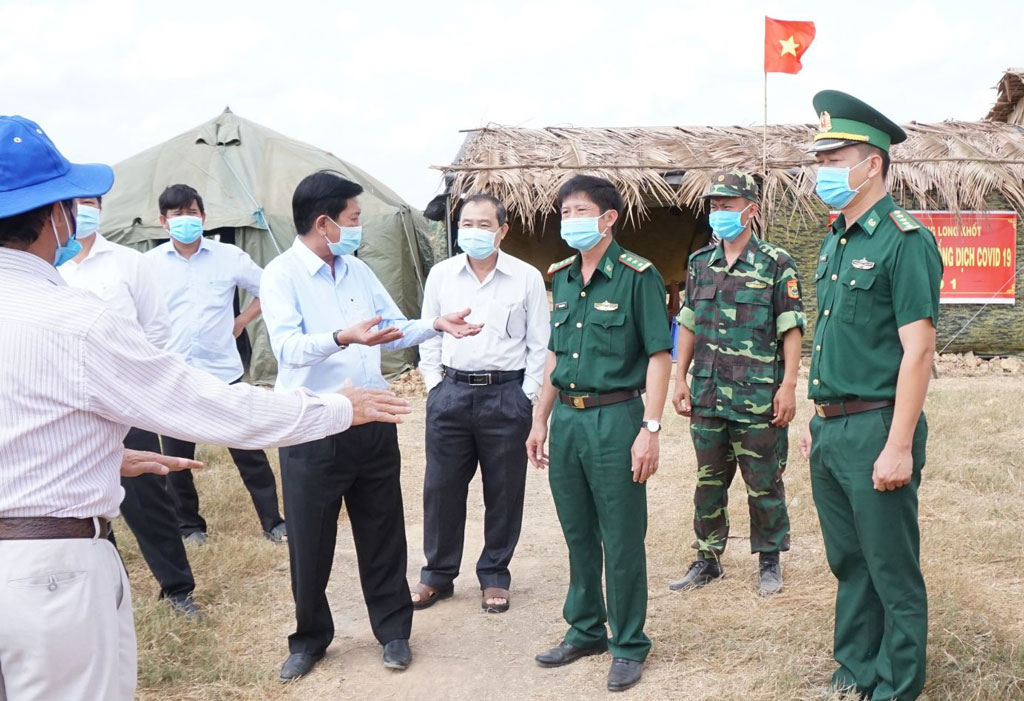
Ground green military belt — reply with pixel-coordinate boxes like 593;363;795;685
557;389;641;410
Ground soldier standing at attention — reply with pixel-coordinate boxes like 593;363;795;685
799;91;942;701
526;175;673;693
670;170;805;596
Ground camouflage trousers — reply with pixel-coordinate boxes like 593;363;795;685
689;416;790;557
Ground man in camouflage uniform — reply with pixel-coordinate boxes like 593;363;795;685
670;170;805;596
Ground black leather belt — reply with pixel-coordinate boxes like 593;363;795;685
442;366;525;386
0;517;112;540
558;389;641;410
814;399;895;419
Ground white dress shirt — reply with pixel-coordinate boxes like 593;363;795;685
261;238;439;393
0;248;353;521
59;233;171;349
145;237;263;382
419;250;550;397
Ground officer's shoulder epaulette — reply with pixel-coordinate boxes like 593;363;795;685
889;209;921;233
618;251;653;273
547;255;576;274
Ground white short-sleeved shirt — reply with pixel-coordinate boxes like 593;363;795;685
145;237;263;382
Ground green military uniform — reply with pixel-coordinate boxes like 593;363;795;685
678;170;805;560
806;91;943;701
547;238;673;662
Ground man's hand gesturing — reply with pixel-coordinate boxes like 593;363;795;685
339;379;412;425
336;316;404;347
434;308;484;338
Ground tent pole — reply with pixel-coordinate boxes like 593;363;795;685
762;70;769;241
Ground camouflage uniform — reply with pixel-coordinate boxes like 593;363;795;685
677;171;806;559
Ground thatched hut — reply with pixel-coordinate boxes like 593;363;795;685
434;73;1024;354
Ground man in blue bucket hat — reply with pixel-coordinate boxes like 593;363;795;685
0;116;411;699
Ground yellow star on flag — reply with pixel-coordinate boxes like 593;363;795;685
779;35;799;57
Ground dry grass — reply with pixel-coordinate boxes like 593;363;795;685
119;374;1024;700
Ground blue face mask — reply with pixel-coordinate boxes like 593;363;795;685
52;204;81;267
457;227;499;260
75;205;100;239
708;204;753;242
324;218;362;257
168;215;204;244
560;212;608;252
815;157;871;209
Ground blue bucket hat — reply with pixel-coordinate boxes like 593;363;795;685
0;115;114;218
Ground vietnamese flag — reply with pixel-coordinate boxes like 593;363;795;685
764;17;815;74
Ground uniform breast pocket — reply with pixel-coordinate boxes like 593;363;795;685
585;309;626;358
838;269;876;324
505;302;527;339
733;288;773;329
550;309;571;353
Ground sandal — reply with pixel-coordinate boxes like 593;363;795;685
481;587;510;614
410;582;453;610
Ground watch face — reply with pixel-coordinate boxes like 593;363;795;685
644;420;661;432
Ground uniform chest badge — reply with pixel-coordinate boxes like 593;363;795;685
745;281;768;289
594;301;619;312
554;301;568;310
851;259;875;270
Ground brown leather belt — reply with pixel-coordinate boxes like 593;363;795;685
814;399;895;419
558;389;641;410
0;517;112;540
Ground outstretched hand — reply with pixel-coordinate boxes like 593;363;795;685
121;450;203;478
337;316;404;347
434;308;484;339
339;379;412;425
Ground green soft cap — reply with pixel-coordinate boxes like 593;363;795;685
808;90;907;153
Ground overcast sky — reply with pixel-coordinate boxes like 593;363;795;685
3;0;1017;208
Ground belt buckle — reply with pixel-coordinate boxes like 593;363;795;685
468;374;490;386
571;396;587;409
814;404;827;418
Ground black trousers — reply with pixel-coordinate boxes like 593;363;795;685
280;422;412;655
118;427;195;599
160;436;283;536
421;375;532;591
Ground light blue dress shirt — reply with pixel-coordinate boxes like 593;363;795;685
260;238;439;393
145;237;263;382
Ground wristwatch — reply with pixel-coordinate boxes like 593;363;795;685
641;419;661;433
332;330;349;350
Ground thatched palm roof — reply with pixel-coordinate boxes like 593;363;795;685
436;119;1024;231
987;68;1024;125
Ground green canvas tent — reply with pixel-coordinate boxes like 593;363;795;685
100;108;435;383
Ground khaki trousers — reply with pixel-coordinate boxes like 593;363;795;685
0;537;136;700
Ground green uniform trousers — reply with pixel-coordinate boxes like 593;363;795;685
548;396;650;662
690;416;790;557
810;406;928;701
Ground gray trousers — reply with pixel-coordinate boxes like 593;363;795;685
421;375;532;591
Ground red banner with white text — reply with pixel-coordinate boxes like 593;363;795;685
828;211;1017;304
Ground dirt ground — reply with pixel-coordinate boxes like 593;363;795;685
126;372;1024;700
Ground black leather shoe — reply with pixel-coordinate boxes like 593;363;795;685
668;558;723;591
758;556;783;597
279;651;324;682
534;641;608;668
607;658;643;692
382;639;412;670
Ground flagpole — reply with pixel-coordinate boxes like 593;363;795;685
762;70;768;177
762;69;769;241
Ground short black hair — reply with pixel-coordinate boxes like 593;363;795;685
854;143;890;179
158;184;205;216
557;175;625;231
0;201;67;247
292;170;364;235
460;193;507;227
